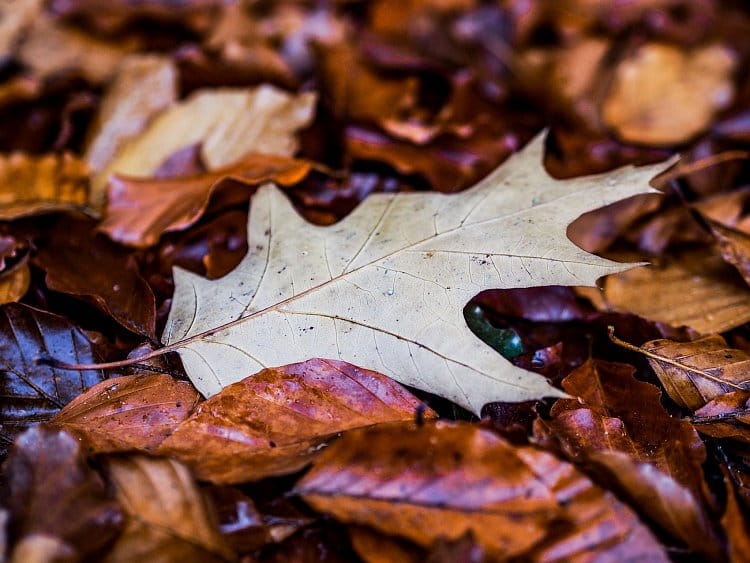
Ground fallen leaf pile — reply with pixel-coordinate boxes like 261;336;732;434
1;1;750;561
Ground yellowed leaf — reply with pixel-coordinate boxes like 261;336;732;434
0;153;90;219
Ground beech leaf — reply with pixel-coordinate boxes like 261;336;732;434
164;133;673;414
642;334;750;410
295;421;668;560
156;358;434;483
2;426;123;562
52;374;200;454
103;455;234;562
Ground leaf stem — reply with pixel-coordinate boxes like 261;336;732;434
606;326;745;391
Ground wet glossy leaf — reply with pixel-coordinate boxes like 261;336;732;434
533;359;722;559
157;359;434;483
52;374;200;454
296;421;668;560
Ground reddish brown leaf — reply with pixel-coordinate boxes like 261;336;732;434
51;374;200;454
708;220;750;285
348;526;424;563
157;359;434;483
296;421;667;560
568;192;664;254
693;391;750;443
0;304;107;456
1;426;123;561
33;218;157;338
100;153;312;247
48;0;224;34
533;359;722;560
722;467;750;563
204;486;271;553
103;455;233;562
642;335;750;410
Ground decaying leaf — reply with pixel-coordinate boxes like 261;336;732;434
157;358;433;483
92;85;316;200
603;43;737;145
533;359;721;559
163;133;672;414
0;304;107;455
2;426;123;562
594;250;750;334
52;375;200;454
642;335;750;410
0;152;89;219
84;55;177;206
103;455;233;562
296;421;667;560
693;391;750;443
721;468;750;562
101;153;312;247
34;219;157;338
708;219;750;284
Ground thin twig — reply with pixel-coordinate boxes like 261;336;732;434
607;326;745;391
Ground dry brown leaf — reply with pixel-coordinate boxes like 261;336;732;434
17;16;134;84
156;359;434;483
296;421;668;560
533;359;722;559
100;153;312;247
642;335;750;410
603;43;736;145
2;426;123;562
721;468;750;563
84;55;177;207
693;391;750;443
92;85;316;199
52;375;200;454
103;455;233;563
0;153;89;219
708;220;750;285
595;250;750;334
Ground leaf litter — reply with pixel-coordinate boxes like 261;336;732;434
1;1;750;561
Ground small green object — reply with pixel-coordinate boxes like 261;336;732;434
464;304;524;359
